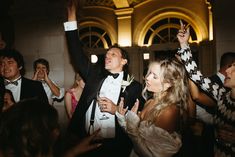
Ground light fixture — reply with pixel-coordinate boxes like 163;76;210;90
91;54;98;63
143;53;150;60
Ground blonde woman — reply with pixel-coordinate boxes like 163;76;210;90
116;58;191;157
65;73;85;119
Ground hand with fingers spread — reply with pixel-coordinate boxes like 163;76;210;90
130;99;139;115
117;97;128;116
177;20;190;49
32;70;39;80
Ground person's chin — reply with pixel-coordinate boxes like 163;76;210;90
105;66;110;70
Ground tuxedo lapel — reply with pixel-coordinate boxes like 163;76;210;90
117;72;128;105
20;77;25;100
86;77;106;103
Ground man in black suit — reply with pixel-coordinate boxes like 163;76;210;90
63;1;143;157
0;49;48;103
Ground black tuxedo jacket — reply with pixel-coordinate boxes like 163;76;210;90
0;77;5;112
20;77;48;103
65;30;143;157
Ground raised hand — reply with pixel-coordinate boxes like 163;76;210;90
32;70;39;80
130;99;139;114
117;97;128;116
177;20;190;48
43;69;50;82
67;0;78;21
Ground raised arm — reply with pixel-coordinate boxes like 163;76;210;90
67;0;77;21
64;0;91;82
176;21;225;101
189;79;216;107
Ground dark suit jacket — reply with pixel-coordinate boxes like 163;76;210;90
20;77;48;104
0;77;5;113
65;30;143;157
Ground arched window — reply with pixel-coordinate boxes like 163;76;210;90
79;26;112;49
143;18;197;45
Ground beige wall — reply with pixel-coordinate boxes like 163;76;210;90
213;0;235;70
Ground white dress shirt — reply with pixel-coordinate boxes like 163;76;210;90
5;76;22;102
85;72;123;138
42;80;64;105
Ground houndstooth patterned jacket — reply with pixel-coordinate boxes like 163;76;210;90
177;46;235;157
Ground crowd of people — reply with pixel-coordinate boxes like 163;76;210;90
0;0;234;157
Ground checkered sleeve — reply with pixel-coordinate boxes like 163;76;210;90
177;46;225;101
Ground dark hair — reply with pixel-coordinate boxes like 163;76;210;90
108;44;130;72
0;49;25;75
220;52;235;68
33;58;50;72
0;98;59;157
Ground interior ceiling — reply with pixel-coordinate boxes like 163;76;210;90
84;0;145;8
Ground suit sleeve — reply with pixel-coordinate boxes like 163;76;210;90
65;30;91;82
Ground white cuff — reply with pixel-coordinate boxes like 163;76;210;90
63;21;78;31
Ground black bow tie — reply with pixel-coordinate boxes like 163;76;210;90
4;80;19;86
108;73;119;79
4;77;21;86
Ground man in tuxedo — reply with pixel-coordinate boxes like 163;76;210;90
0;49;48;103
63;1;143;157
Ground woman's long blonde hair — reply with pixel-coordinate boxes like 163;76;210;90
142;58;190;124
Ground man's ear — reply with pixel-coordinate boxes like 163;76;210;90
122;59;128;66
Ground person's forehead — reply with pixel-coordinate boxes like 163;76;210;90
36;63;47;67
107;47;122;55
150;63;161;74
2;57;16;62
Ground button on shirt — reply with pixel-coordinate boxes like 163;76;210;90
85;72;123;138
5;77;22;102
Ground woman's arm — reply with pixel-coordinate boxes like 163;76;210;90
189;79;216;107
65;92;73;119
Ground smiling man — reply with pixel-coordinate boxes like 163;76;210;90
63;1;143;157
0;49;48;103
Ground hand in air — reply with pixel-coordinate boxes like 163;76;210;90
177;20;190;48
117;97;128;116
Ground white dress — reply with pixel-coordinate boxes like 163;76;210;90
116;111;182;157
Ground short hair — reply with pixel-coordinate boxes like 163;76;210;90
220;52;235;68
0;49;25;75
108;44;130;72
33;58;50;72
